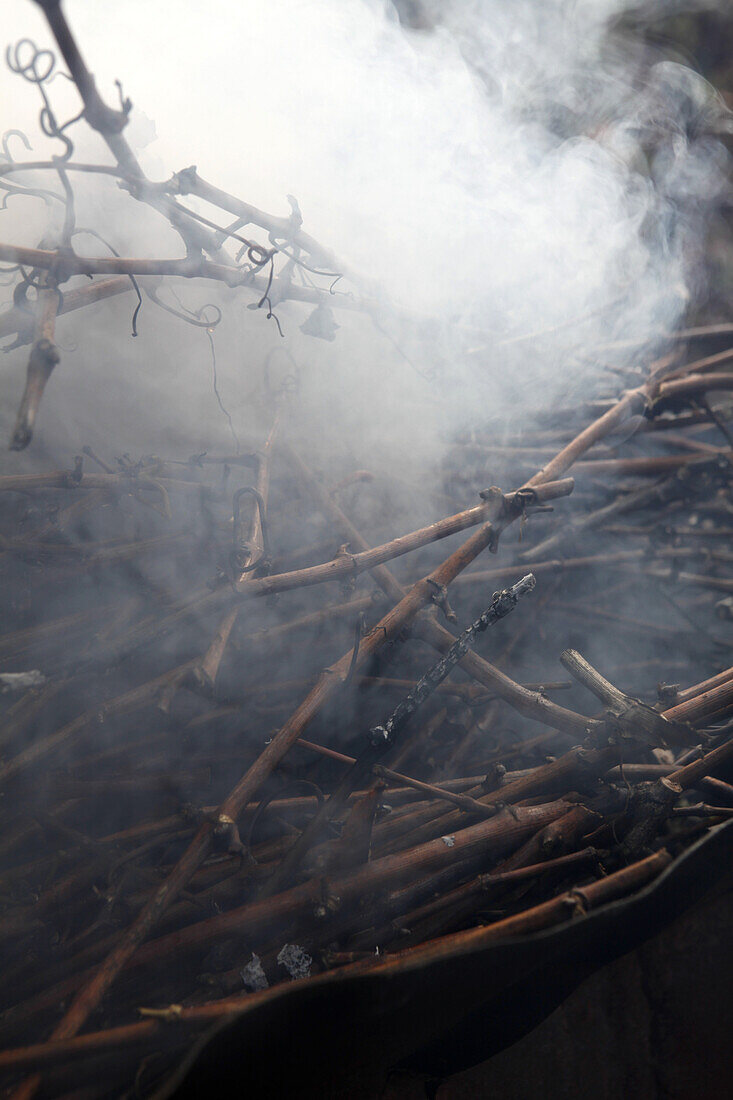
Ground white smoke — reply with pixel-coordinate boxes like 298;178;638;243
0;0;729;484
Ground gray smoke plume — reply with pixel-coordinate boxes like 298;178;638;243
0;0;729;486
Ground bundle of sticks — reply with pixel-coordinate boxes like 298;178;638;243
1;2;733;1098
0;340;731;1098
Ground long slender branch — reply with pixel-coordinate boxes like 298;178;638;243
0;241;370;311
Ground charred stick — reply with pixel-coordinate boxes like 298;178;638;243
415;616;600;737
381;663;733;858
371;576;534;750
287;444;593;738
261;577;536;893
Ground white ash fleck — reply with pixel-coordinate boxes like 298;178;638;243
0;671;45;692
240;953;269;992
441;835;455;847
277;943;312;980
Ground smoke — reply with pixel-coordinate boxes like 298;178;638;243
0;0;729;486
0;2;730;982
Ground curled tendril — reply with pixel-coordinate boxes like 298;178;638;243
10;266;63;319
247;244;272;267
73;228;142;335
147;285;235;448
267;234;341;280
196;303;223;327
206;324;239;452
168;198;273;269
3;40;343;351
146;285;223;330
14;266;47;300
256;256;284;337
46;69;74;86
40;105;84;162
0;182;62;209
1;129;32;163
6;39;56;85
0;263;22;286
6;38;81;253
171;196;340;303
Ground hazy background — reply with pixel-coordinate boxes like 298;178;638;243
0;0;730;485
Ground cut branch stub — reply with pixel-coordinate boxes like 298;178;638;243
10;271;61;452
560;648;690;747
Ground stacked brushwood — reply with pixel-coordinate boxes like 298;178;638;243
0;3;732;1098
0;346;731;1098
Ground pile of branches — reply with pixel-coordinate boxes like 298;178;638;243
0;2;732;1098
0;340;731;1097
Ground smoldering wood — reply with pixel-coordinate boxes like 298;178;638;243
0;4;731;1100
1;356;730;1100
